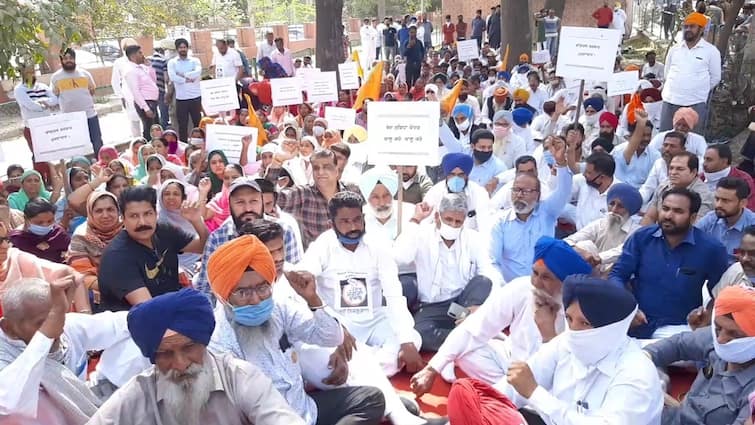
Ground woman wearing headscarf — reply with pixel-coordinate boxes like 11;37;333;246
55;166;90;236
149;124;163;139
69;156;91;173
207;150;229;198
132;143;156;182
162;129;185;164
490;110;528;169
296;103;314;129
269;106;294;127
120;137;147;167
68;191;122;310
97;146;119;169
297;136;320;185
321;128;342;149
8;169;61;211
204;163;243;232
151;137;183;166
158;179;209;277
9;197;70;264
140;154;166;187
107;158;132;178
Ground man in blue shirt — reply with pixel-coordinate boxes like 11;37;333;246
695;176;755;264
402;26;425;87
467;129;506;194
610;187;728;339
471;9;485;49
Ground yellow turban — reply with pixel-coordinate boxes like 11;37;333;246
513;88;530;102
207;235;277;301
343;125;368;143
684;12;708;28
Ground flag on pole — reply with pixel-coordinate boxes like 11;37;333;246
353;61;383;111
244;93;268;146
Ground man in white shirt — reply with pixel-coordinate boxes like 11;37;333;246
271;37;296;77
110;37;141;137
641;50;665;81
256;31;276;61
0;277;131;424
568;152;621;230
358;167;414;242
526;71;549;114
409;237;592;393
15;64;57;182
395;194;503;353
295;191;424;377
360;19;377;69
640;130;687;203
660;12;722;133
565;183;643;273
210;39;243;80
457;80;482;124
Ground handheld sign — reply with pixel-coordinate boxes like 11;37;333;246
29;111;93;162
205;124;257;164
324;106;357;130
271;77;304;106
338;62;360;90
456;39;480;63
307;71;339;103
556;27;622;81
200;77;240;114
532;50;550;64
607;71;640;96
368;101;439;166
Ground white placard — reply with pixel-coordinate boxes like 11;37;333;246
607;71;640;96
456;39;480;63
338;62;360;90
296;67;320;91
271;77;304;106
368;101;439;166
555;27;622;81
532;50;550;64
325;106;357;130
306;71;339;103
29;111;93;162
205;124;257;164
200;77;240;114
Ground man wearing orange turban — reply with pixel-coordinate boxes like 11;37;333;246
659;11;721;134
645;285;755;425
207;235;389;425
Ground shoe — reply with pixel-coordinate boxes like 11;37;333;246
421;417;449;425
400;396;420;416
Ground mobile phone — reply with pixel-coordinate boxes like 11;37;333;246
447;302;470;320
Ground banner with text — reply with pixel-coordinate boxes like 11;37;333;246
607;71;640;96
205;124;257;164
200;77;240;114
29;111;93;162
368;101;439;166
555;27;621;81
338;62;360;90
271;77;304;106
307;71;339;103
324;106;357;130
456;39;480;63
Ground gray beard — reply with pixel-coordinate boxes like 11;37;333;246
157;354;214;425
606;212;626;230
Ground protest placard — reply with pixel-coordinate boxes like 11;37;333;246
607;71;640;96
456;39;480;63
338;62;360;90
532;50;550;64
271;77;304;106
367;101;439;166
555;27;622;81
324;106;357;130
307;71;339;103
205;124;257;164
200;77;240;114
29;111;93;162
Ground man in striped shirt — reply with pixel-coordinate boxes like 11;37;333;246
150;47;169;128
14;65;58;183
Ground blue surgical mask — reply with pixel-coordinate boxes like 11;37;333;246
232;297;274;327
446;176;466;193
336;230;364;245
28;223;53;236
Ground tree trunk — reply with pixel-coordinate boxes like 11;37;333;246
715;0;745;57
543;0;566;19
377;0;386;21
315;0;344;71
500;0;531;64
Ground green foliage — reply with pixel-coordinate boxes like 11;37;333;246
0;0;83;78
344;0;440;19
250;0;316;26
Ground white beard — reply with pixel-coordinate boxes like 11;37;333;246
372;204;393;220
606;212;627;230
513;200;536;215
158;355;214;425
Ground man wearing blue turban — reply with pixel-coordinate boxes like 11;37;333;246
410;236;592;399
88;288;305;425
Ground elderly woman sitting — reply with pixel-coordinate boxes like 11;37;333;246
9;198;70;264
8;170;62;212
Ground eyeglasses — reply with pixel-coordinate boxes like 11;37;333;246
231;283;272;300
511;188;539;195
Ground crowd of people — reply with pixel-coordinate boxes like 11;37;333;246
3;1;755;424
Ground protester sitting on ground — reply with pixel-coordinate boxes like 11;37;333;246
207;234;387;425
490;110;528;169
648;107;708;165
158;179;210;277
150;137;183;167
56;166;90;236
695;177;755;264
9;197;70;265
0;277;132;423
639;130;687;203
131;143;155;182
357;167;414;241
203;163;244;232
88;287;306;424
613;110;661;189
411;236;591;395
0;192;25;230
8;170;62;212
645;285;755;425
120;138;147;168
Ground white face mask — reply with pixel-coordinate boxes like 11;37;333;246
313;126;325;137
711;309;755;363
456;120;471;132
564;307;636;366
189;137;204;146
439;221;462;240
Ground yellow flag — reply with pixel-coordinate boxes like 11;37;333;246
440;79;464;116
352;50;364;79
498;44;510;72
243;93;268;146
353;61;383;111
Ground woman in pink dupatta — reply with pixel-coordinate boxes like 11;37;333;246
204;163;244;232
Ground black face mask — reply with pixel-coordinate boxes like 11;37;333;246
586;174;603;190
473;150;493;163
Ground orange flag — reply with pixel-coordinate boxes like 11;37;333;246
440;79;464;116
626;92;645;126
353;61;383;111
498;44;510;72
243;93;268;146
352;50;364;79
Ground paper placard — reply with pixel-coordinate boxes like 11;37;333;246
456;39;480;63
555;27;622;81
368;101;439;166
338;62;360;90
532;50;550;64
607;71;640;96
271;77;304;106
29;111;93;162
307;71;339;103
200;77;240;114
205;124;257;164
325;106;357;130
296;67;320;91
